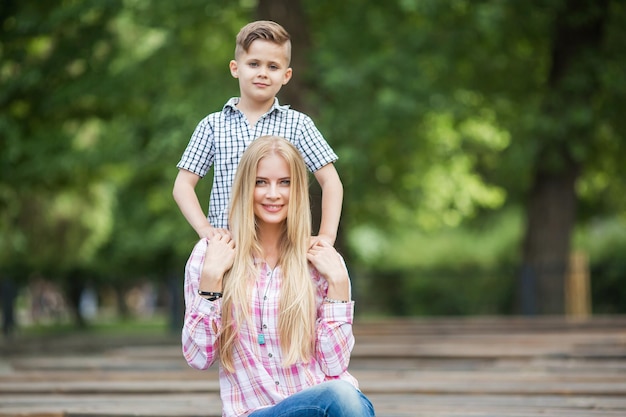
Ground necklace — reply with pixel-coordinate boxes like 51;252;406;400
257;268;274;345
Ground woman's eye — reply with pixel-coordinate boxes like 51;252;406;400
255;179;266;186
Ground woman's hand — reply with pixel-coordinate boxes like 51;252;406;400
199;234;235;291
307;240;350;301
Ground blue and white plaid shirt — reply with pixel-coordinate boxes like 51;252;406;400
177;97;338;229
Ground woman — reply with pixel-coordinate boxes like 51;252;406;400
182;135;375;417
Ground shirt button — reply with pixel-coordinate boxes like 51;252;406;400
275;381;279;386
263;324;267;329
268;353;273;358
210;306;215;312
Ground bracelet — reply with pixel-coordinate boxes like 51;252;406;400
324;296;348;304
198;290;222;301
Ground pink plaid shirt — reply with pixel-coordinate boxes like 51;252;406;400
181;238;359;417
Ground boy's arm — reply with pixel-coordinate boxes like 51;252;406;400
173;169;216;239
313;163;343;246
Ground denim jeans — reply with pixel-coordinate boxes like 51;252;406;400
248;380;376;417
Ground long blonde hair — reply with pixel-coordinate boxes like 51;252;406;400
219;136;315;372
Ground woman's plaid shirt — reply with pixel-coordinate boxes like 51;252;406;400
181;238;359;417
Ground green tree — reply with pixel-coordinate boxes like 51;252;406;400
305;0;625;314
517;0;614;314
2;0;624;324
1;0;124;324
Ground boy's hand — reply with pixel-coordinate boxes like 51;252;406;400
200;226;231;240
309;234;335;248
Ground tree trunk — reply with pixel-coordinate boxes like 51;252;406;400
64;269;87;328
256;0;313;114
520;0;609;315
521;167;578;314
256;0;339;248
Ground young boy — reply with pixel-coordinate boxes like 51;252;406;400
173;20;342;246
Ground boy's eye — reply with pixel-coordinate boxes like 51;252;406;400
249;62;259;67
269;64;279;70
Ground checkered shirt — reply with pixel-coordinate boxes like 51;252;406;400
181;238;359;417
176;98;338;229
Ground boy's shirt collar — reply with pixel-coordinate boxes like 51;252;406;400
223;97;290;116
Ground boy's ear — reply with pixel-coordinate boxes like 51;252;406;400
229;60;239;78
282;67;293;85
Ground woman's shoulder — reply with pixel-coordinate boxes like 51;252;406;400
194;237;210;250
308;262;327;287
188;238;209;260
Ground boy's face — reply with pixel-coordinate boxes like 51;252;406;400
230;39;292;105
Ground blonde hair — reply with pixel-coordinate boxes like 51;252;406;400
220;136;315;372
234;20;291;65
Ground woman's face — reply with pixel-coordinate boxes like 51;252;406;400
253;153;291;227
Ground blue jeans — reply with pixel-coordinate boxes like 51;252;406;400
248;380;375;417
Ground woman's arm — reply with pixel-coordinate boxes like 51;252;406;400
307;241;355;376
314;301;355;376
181;239;224;370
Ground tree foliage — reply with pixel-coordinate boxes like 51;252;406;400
1;1;123;273
1;0;625;322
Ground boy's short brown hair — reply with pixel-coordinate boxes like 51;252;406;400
235;20;291;64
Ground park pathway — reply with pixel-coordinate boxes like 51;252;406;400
1;315;625;416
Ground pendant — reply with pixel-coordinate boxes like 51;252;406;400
258;333;266;345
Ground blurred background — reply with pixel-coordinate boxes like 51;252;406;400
1;0;625;339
